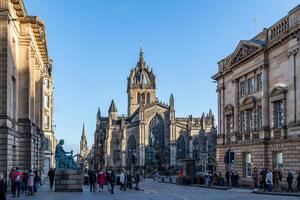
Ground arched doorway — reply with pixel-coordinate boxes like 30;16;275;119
176;135;186;159
145;114;166;172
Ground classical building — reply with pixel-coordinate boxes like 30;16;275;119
92;49;217;173
212;5;300;186
0;0;53;177
43;61;57;174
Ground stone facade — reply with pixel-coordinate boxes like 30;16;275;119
79;123;89;167
212;4;300;187
0;0;53;178
92;49;217;173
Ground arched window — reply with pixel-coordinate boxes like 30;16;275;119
127;135;137;166
112;137;120;161
176;135;186;159
141;93;145;104
193;138;200;159
147;92;151;104
148;114;165;149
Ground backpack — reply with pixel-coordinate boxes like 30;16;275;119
15;174;21;182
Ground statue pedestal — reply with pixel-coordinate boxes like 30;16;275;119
54;169;83;192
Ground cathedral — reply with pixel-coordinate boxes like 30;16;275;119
92;49;217;173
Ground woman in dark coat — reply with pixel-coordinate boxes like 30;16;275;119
48;168;55;190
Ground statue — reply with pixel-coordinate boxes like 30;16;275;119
55;139;79;170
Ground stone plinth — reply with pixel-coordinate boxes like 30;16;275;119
55;169;83;192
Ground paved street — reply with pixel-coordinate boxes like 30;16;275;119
6;180;300;200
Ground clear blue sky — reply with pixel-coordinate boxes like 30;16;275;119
25;0;299;152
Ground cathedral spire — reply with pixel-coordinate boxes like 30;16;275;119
81;122;86;139
97;107;101;120
108;99;118;113
139;47;144;68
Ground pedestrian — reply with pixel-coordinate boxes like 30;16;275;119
252;167;259;191
126;173;132;189
134;173;140;190
88;169;97;192
297;172;300;191
265;169;273;192
120;171;126;191
286;171;294;192
0;172;7;200
48;168;55;190
110;171;115;194
13;167;22;197
26;170;35;196
273;169;280;192
21;170;28;194
33;170;40;193
97;170;105;192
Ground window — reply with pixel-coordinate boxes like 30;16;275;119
256;106;262;130
44;79;49;90
44;116;49;129
176;135;186;159
244;153;251;177
226;115;232;134
245;109;253;132
273;151;283;169
273;101;282;128
192;139;200;159
147;92;150;104
239;112;245;133
257;73;262;91
248;77;254;94
44;95;49;108
137;93;141;104
240;81;246;97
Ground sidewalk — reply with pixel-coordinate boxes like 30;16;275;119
252;190;300;197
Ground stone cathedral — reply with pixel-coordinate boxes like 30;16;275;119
92;49;217;172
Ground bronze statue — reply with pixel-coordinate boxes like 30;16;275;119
55;139;79;170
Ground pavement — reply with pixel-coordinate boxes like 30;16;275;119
6;179;300;200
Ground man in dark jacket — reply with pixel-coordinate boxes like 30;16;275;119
297;172;300;191
287;172;294;192
110;171;115;194
88;170;97;192
48;168;55;190
0;172;7;200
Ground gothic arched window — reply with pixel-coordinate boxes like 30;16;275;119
193;138;200;159
112;137;121;161
177;135;186;159
127;135;137;165
141;93;145;104
148;114;165;149
147;92;151;104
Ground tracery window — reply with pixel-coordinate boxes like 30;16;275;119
127;135;137;165
176;135;186;159
147;92;151;104
192;138;200;159
148;114;165;149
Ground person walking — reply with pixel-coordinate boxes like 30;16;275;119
26;170;35;196
97;170;105;192
48;168;55;190
134;173;140;190
126;173;132;190
252;167;259;191
13;167;22;197
265;169;273;192
110;171;115;194
287;171;294;192
0;172;7;200
119;171;126;191
88;170;97;192
21;171;28;194
273;169;280;192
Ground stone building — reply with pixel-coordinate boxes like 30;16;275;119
212;5;300;187
42;61;57;174
0;0;53;177
93;49;217;173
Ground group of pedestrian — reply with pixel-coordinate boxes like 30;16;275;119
88;168;141;194
253;167;300;192
0;167;41;199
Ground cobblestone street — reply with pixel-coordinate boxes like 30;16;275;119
6;180;300;200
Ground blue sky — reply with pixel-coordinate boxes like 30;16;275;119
24;0;299;152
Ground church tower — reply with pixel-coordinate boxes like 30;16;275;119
127;48;156;116
80;123;89;159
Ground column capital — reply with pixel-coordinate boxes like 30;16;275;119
288;48;299;57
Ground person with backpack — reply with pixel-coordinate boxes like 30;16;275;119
13;167;22;197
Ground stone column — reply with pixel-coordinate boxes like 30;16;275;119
189;137;193;158
217;88;221;135
261;64;270;138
